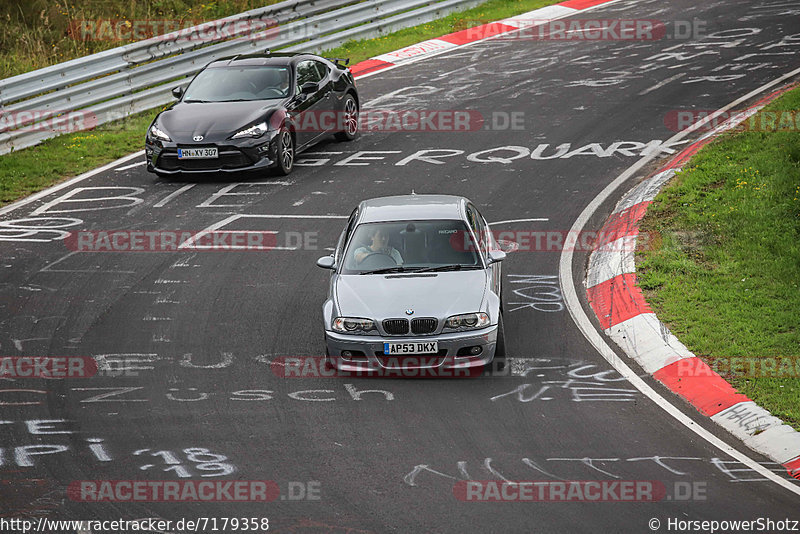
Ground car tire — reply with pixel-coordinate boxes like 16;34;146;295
334;95;358;142
274;127;294;175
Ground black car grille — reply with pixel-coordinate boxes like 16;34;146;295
383;319;409;335
383;318;438;335
158;148;252;171
411;318;437;334
383;319;410;335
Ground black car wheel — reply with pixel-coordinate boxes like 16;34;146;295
274;127;294;175
335;95;358;141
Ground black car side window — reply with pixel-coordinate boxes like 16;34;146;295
296;60;324;94
313;61;329;80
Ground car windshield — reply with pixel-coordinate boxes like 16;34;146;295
341;220;482;274
183;66;291;102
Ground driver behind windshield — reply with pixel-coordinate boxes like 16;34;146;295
354;227;403;265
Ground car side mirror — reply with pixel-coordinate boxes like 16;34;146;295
300;81;318;94
172;86;184;99
316;255;335;269
488;250;506;264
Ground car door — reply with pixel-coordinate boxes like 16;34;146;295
312;60;336;119
289;59;331;148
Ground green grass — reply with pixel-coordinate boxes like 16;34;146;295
0;0;559;208
0;111;157;205
637;86;800;430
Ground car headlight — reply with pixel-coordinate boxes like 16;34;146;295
231;121;268;139
444;312;490;330
332;317;376;334
149;124;171;142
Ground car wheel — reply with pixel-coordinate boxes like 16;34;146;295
274;127;294;175
335;95;358;141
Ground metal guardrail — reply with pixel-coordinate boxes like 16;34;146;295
0;0;483;155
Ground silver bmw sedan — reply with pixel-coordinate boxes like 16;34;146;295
317;195;506;374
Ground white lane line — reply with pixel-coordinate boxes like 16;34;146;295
39;251;135;274
212;214;348;219
154;184;195;208
0;151;144;217
638;72;687;96
559;66;800;497
115;161;146;171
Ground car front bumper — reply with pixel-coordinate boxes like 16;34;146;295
145;130;280;175
324;325;498;373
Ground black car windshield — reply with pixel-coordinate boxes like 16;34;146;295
183;66;291;102
341;220;482;275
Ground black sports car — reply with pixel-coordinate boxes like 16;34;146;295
145;52;359;177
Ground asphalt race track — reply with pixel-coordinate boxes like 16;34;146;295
1;0;800;531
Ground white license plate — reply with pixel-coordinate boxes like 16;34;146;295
178;147;218;159
383;342;438;355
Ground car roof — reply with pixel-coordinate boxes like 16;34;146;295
357;195;469;223
207;52;323;68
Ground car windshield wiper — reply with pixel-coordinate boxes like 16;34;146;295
183;99;212;103
359;266;414;275
415;264;480;273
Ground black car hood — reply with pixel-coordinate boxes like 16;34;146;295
158;100;282;143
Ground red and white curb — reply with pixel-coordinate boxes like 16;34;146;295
585;83;800;481
349;0;618;78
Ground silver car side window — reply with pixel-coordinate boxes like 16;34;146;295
466;204;487;256
336;208;359;264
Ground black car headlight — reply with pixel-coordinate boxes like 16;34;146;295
149;124;171;142
444;312;490;331
231;121;268;139
332;317;376;334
